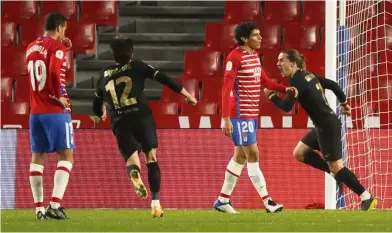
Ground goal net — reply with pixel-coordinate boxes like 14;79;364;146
336;0;392;209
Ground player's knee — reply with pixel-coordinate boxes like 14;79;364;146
144;148;157;163
328;159;344;175
247;149;259;162
293;147;305;162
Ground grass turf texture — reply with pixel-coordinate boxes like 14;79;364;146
1;209;391;232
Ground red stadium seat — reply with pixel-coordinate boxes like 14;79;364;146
2;1;38;23
148;101;179;115
201;79;222;102
81;1;118;26
161;79;201;103
366;77;392;101
378;100;392;128
41;1;78;21
224;1;261;24
260;24;282;52
263;1;300;23
183;50;222;80
302;51;325;77
204;22;237;54
1;77;13;102
19;21;45;49
66;22;97;54
283;24;321;51
12;102;30;115
1;48;28;77
302;1;325;24
181;102;219;115
1;22;17;48
259;50;281;81
15;77;30;102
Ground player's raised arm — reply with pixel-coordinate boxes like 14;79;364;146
260;69;288;93
316;76;347;105
49;45;69;109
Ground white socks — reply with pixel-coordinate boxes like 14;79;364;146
29;163;45;214
218;159;244;203
50;161;73;209
247;162;271;206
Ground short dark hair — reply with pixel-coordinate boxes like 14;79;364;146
110;35;134;65
44;12;66;31
234;21;259;46
283;49;306;70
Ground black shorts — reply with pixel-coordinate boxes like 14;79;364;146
113;113;158;161
301;119;342;162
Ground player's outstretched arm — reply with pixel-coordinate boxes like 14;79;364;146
264;88;296;112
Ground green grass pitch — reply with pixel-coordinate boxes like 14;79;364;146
1;209;391;232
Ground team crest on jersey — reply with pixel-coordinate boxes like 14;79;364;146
226;61;233;71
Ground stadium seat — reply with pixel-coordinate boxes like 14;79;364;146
283;24;321;51
366;77;392;101
1;22;17;48
224;1;261;24
260;24;282;52
161;79;201;103
1;77;13;102
41;1;78;21
183;50;222;80
15;78;30;102
204;22;237;54
259;50;281;81
148;101;179;115
81;1;118;26
378;100;392;128
201;79;222;103
66;22;97;54
301;50;325;77
1;48;28;77
181;102;219;115
302;1;325;25
1;1;38;23
12;102;30;115
263;1;300;23
19;21;45;49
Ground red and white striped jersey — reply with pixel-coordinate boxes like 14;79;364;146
221;47;286;119
25;36;71;114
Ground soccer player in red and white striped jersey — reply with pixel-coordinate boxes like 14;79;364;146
213;22;297;214
26;13;74;220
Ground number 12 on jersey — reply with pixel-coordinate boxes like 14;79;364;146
105;76;137;109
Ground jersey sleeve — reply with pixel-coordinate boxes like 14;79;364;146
134;60;183;93
95;71;105;99
260;68;287;93
49;45;68;99
221;52;240;117
316;75;347;104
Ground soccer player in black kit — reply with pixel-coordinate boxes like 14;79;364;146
92;36;197;217
264;49;377;210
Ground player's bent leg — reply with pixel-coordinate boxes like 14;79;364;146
45;149;73;220
30;153;48;220
294;141;330;173
242;144;283;213
125;151;148;200
144;148;164;218
328;159;376;210
214;146;246;214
